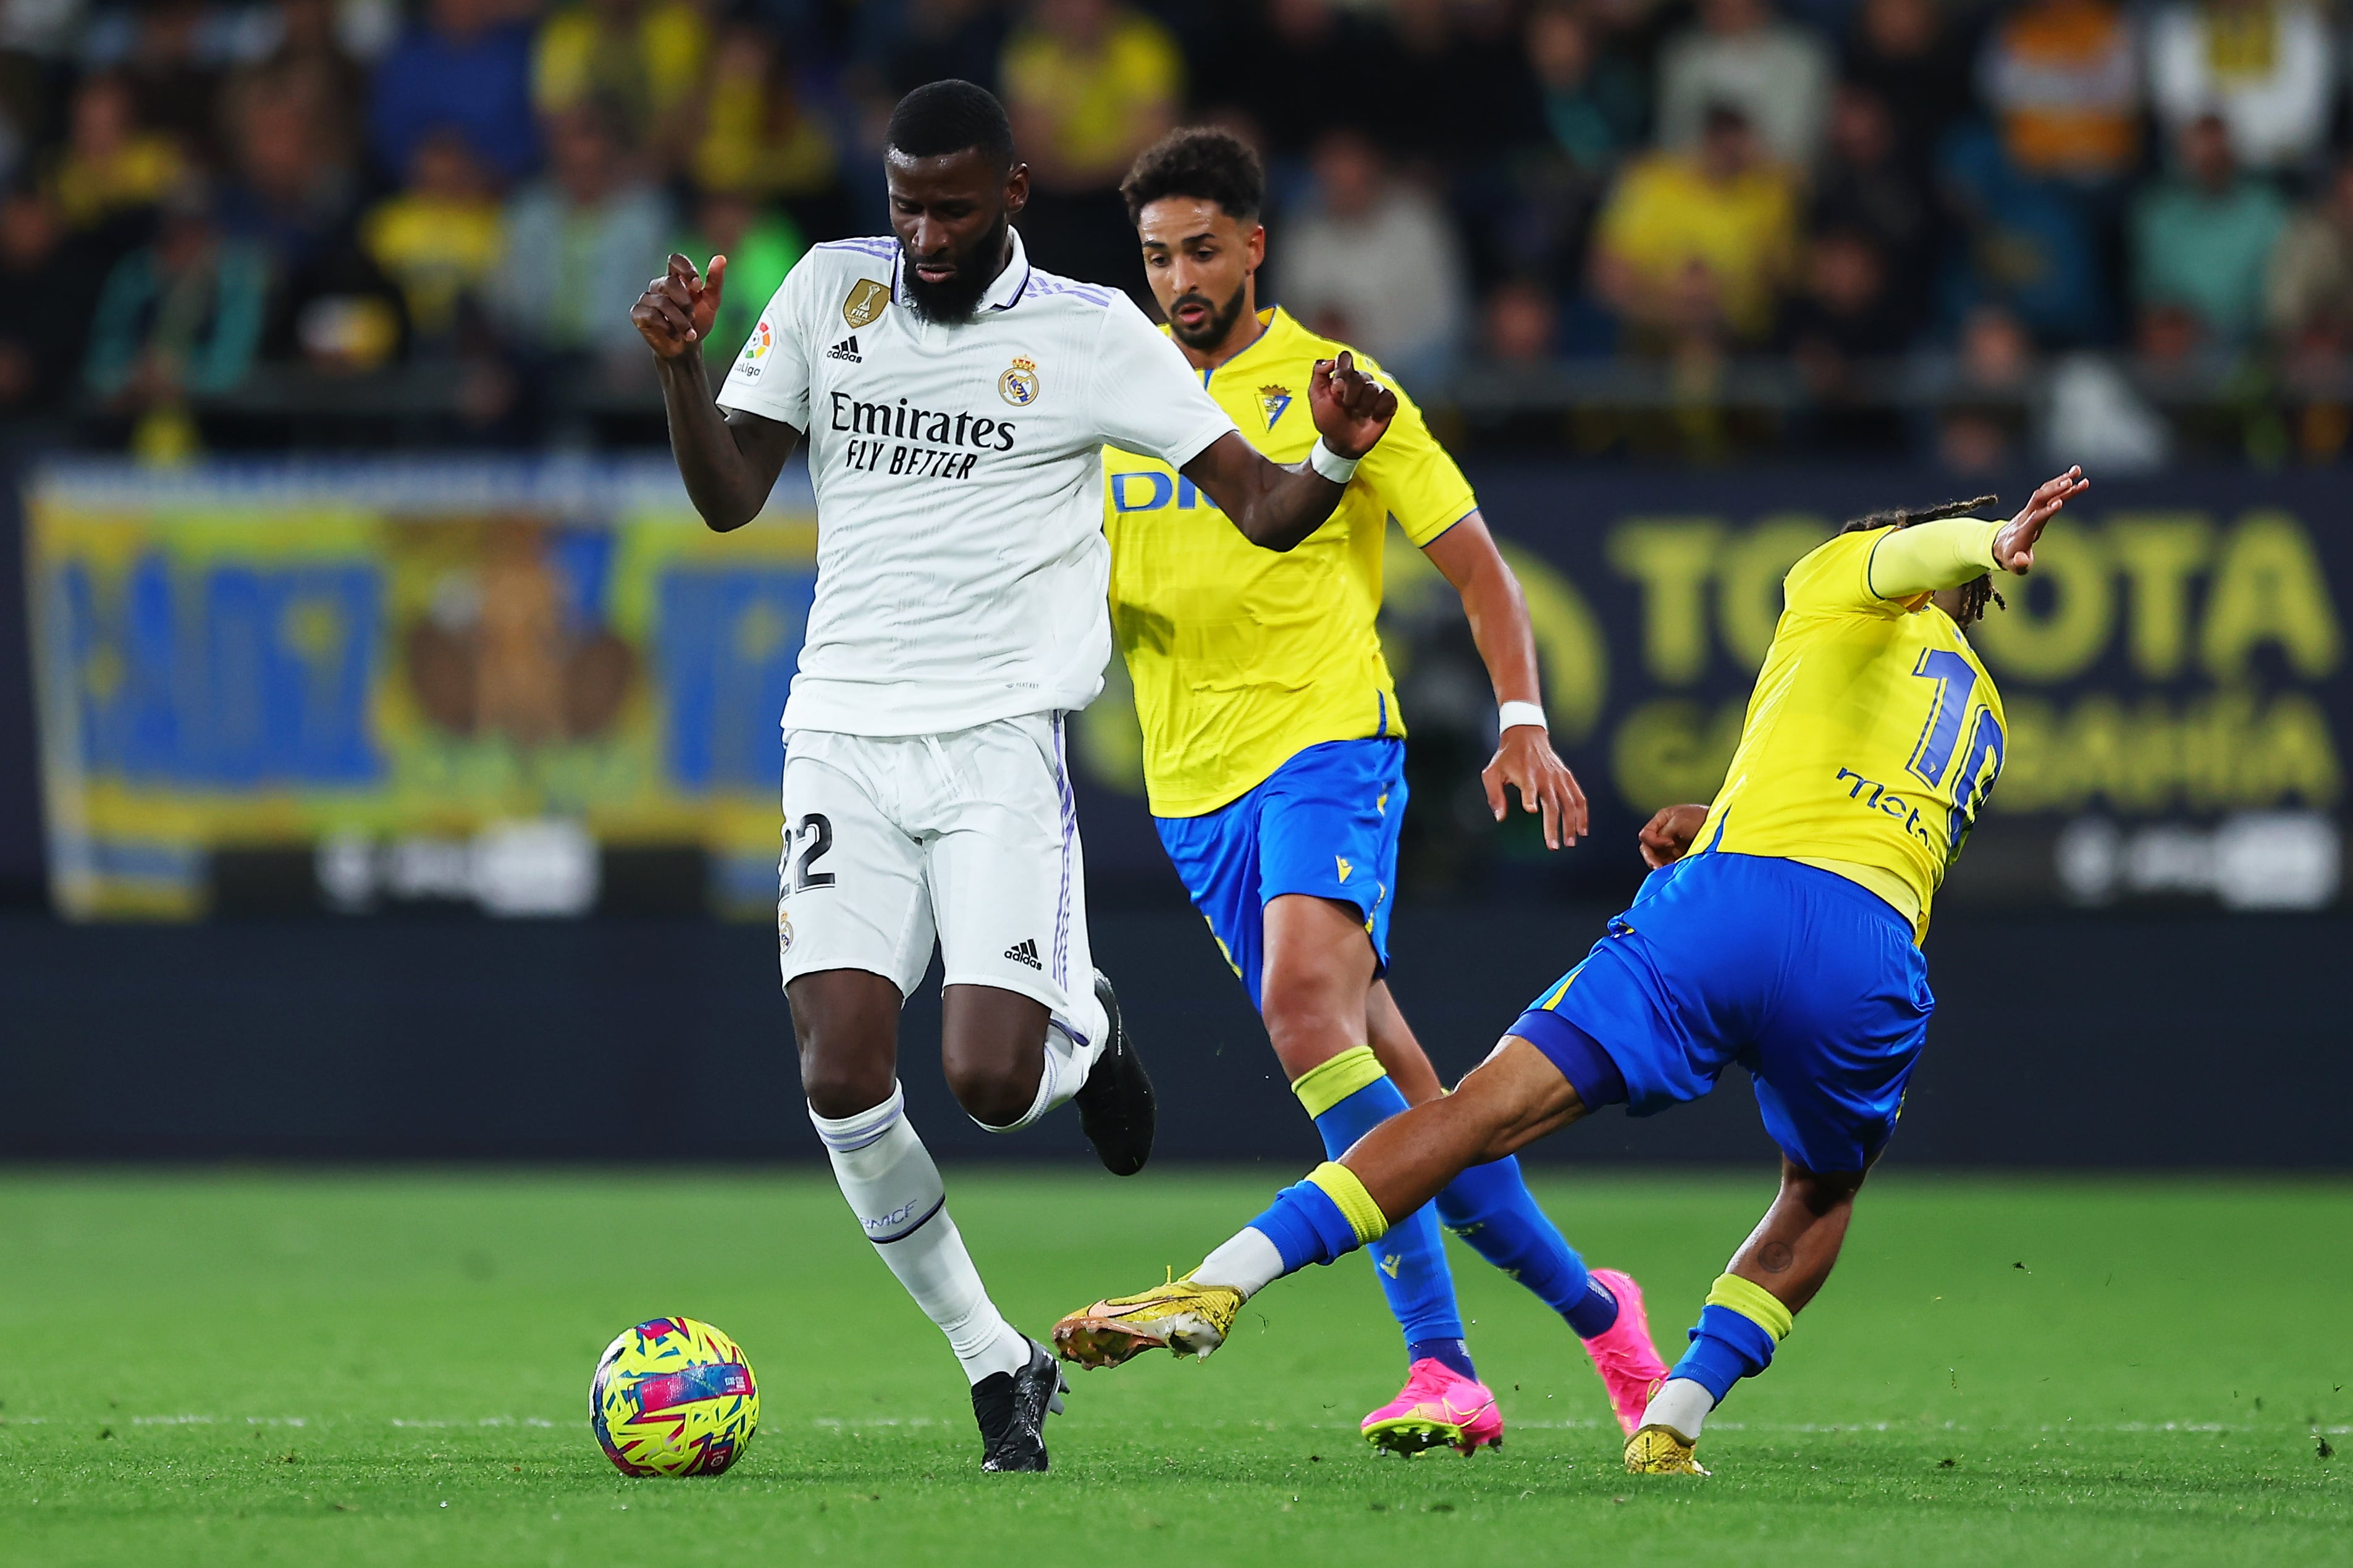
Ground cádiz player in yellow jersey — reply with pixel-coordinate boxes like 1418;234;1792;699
1055;466;2093;1479
1090;128;1673;1457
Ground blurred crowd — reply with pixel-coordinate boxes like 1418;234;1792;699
9;0;2353;461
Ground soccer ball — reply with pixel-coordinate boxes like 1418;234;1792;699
591;1316;760;1477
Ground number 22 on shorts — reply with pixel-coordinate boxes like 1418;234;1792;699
789;813;836;892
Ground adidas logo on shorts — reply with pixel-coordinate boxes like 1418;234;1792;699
826;335;862;363
1003;938;1042;970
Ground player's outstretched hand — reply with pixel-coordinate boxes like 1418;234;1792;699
632;253;728;359
1993;465;2087;575
1485;726;1588;850
1638;803;1711;868
1308;350;1399;459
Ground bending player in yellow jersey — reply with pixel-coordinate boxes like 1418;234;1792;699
1057;466;2092;1479
1090;128;1675;1456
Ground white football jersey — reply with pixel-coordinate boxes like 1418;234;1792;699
717;229;1237;737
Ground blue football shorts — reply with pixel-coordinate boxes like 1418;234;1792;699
1509;851;1935;1174
1154;738;1407;1011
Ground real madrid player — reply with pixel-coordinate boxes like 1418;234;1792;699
1098;127;1669;1455
629;81;1399;1474
1056;469;2092;1478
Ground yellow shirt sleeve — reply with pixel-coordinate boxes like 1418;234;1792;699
1866;518;2002;601
1784;522;1999;618
1351;361;1478;546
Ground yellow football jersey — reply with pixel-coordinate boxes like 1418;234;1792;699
1103;307;1478;817
1696;527;2008;941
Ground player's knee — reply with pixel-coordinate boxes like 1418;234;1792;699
1779;1158;1865;1217
799;1051;895;1122
1259;969;1355;1076
941;1054;1038;1130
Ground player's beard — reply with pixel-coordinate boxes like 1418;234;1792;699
899;211;1011;324
1166;279;1250;353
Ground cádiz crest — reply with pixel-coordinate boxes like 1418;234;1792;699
843;278;889;329
999;356;1040;406
1258;384;1293;429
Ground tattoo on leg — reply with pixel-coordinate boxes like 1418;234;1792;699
1756;1240;1795;1273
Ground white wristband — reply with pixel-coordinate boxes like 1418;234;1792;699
1307;438;1360;485
1498;700;1547;733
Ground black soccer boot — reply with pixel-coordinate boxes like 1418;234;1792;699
973;1336;1067;1473
1072;970;1155;1176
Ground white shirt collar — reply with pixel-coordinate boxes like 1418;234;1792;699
891;227;1033;314
982;227;1032;311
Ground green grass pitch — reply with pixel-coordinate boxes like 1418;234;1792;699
1;1169;2347;1567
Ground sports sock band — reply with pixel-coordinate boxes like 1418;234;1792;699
810;1087;1027;1385
1294;1057;1467;1356
1706;1271;1796;1341
1237;1172;1366;1274
1665;1274;1793;1404
970;1015;1103;1133
1432;1154;1618;1339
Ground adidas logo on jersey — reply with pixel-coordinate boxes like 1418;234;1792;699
826;335;862;363
1003;937;1042;970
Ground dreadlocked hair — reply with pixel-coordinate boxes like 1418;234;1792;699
1840;493;2006;621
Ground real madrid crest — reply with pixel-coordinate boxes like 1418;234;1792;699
777;904;794;954
998;356;1040;406
843;278;889;329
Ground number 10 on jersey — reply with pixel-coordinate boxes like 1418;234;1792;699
1905;649;2004;853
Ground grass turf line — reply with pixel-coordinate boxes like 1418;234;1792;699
0;1169;2346;1567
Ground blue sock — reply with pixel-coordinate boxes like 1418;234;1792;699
1245;1179;1363;1274
1406;1336;1477;1380
1668;1304;1778;1402
1434;1155;1622;1340
1297;1060;1468;1367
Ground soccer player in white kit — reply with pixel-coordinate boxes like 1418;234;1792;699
629;80;1399;1472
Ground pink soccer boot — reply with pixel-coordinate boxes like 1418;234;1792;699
1360;1358;1504;1456
1581;1268;1673;1436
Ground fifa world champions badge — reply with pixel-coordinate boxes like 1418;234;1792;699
843;278;889;329
999;356;1040;406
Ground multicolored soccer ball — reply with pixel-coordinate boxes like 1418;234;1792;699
591;1317;759;1477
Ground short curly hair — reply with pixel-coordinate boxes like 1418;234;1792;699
1120;127;1266;226
1840;494;2006;623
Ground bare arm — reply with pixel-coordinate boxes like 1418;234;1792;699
1179;351;1398;552
1423;513;1588;849
632;253;804;532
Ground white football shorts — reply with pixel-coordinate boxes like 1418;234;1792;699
775;711;1099;1038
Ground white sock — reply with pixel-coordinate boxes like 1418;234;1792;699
810;1084;1029;1385
1640;1377;1717;1440
1192;1227;1285;1298
972;1014;1105;1133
